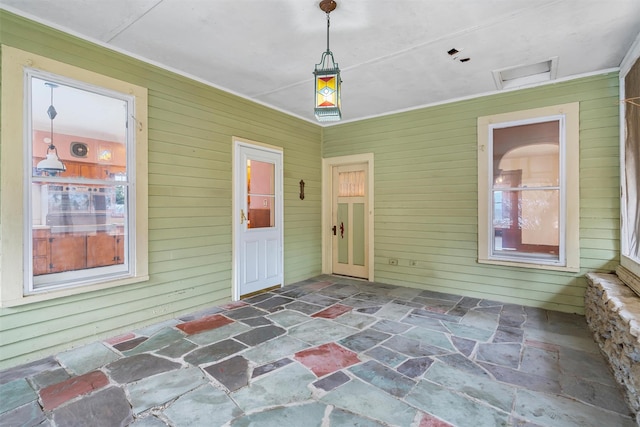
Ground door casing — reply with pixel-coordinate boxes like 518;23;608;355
232;137;284;300
322;153;374;280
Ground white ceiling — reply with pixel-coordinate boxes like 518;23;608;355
2;0;640;125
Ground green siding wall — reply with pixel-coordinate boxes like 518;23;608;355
323;74;620;314
0;11;322;369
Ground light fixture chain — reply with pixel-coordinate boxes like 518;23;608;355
326;11;330;53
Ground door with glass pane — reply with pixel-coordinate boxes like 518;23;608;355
332;164;368;278
234;142;283;298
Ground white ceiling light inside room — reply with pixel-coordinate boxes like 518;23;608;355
313;0;342;122
36;82;66;175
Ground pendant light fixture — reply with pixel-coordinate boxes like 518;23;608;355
313;0;342;122
36;82;66;175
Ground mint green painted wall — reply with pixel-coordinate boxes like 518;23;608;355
0;11;322;369
323;74;621;314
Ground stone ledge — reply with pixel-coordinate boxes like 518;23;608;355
585;272;640;422
587;273;640;338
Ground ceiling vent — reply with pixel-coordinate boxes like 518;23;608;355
492;57;558;90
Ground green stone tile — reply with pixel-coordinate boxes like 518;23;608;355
514;389;636;427
126;367;207;414
164;384;242;425
405;380;510;427
129;416;168;426
230;402;325;427
329;408;387;426
460;310;499;331
187;322;250;345
558;346;618;387
388;287;422;300
424;362;516;412
266;310;310;328
242;335;310;365
124;328;186;356
476;343;522;369
401;327;456;352
333;312;377;329
231;363;315;412
0;379;37;415
133;319;180;336
321;378;417;426
288;318;358;346
523;328;599;354
349;360;415;398
155;338;198;359
57;341;120;375
443;321;495;342
374;302;413;321
31;368;71;389
0;400;45;426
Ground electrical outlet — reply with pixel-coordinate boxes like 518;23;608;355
389;258;398;266
409;260;417;266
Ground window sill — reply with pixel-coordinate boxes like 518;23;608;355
0;275;149;308
478;258;580;273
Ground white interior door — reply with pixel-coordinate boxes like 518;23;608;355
233;141;283;299
332;163;368;278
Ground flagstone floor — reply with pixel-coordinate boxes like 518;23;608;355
0;275;636;427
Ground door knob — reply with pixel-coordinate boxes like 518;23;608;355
240;209;247;224
332;225;337;235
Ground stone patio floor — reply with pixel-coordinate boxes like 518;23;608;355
0;275;636;427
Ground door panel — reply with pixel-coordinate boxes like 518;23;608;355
337;203;349;264
234;142;283;298
332;164;368;278
352;203;365;266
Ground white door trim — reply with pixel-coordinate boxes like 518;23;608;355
322;153;374;281
232;137;284;300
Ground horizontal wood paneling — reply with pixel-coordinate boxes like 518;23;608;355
0;11;322;369
324;72;621;314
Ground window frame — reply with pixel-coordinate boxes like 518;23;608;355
0;45;149;307
619;48;640;279
477;103;580;272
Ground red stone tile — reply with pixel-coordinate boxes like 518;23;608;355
176;314;234;335
419;413;454;427
294;342;360;377
40;370;109;411
311;303;352;319
219;301;249;310
104;333;136;346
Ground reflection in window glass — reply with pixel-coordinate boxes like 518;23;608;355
247;159;275;229
491;120;560;260
29;73;131;290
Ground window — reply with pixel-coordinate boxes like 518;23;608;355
620;56;640;278
28;72;133;292
0;46;149;306
478;103;580;271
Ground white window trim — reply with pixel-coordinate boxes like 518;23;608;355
0;45;149;307
477;103;580;272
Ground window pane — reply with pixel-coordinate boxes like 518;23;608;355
31;77;127;180
338;171;365;197
492;189;559;260
622;59;640;263
247;160;275;229
30;75;129;288
493;121;559;189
